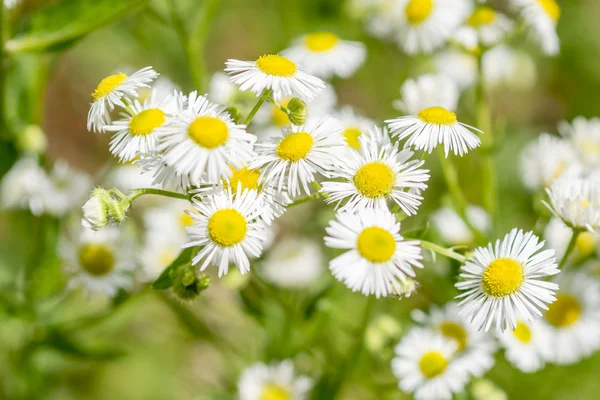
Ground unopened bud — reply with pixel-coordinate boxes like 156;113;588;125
172;264;211;301
81;187;131;231
392;277;419;299
286;97;308;126
18;125;48;155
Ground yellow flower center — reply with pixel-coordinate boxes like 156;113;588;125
419;351;447;379
405;0;434;25
439;322;468;351
537;0;560;23
188;116;229;149
226;166;261;191
256;55;297;77
179;212;194;228
129;108;166;136
272;99;290;126
482;258;524;297
304;32;340;52
467;6;496;26
343;127;362;150
260;383;291;400
546;294;581;328
576;232;597;258
78;244;115;276
357;226;396;263
92;73;127;100
513;322;532;343
353;162;395;198
276;132;314;161
418;106;457;125
208;209;247;247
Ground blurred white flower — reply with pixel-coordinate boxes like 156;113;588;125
431;205;491;246
1;157;49;216
238;360;312;400
262;236;324;289
393;74;459;115
497;318;552;373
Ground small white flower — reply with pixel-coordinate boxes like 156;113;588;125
391;327;470;400
512;0;560;55
185;187;266;277
393;74;459;115
262;236;324;289
238;360;312;400
497;318;552;373
281;32;367;79
321;137;429;215
454;6;513;48
455;228;559;331
0;157;49;216
158;91;256;184
87;66;158;132
82;191;110;231
333;106;376;150
431;205;491;246
386;106;482;156
225;54;325;101
483;45;537;89
544;176;600;232
250;116;344;197
324;208;423;298
558;116;600;168
208;71;242;105
40;160;91;217
544;217;598;260
435;49;477;90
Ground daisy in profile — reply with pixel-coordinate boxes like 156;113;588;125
184;186;266;276
333;106;376;150
412;302;497;377
87;66;158;132
386;106;482;157
391;327;469;400
281;32;367;79
520;133;578;191
455;228;560;331
225;54;325;101
512;0;560;55
60;225;134;297
454;5;513;49
497;318;551;373
321;136;429;215
545;176;600;232
542;271;600;365
393;0;471;54
250;116;344;197
393;74;459;115
157;91;256;184
324;208;423;298
544;217;598;260
558;116;600;168
238;360;312;400
431;205;491;246
104;90;178;162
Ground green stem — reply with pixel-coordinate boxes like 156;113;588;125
187;0;221;93
128;188;191;202
0;1;7;136
420;240;467;263
559;229;581;269
287;192;322;207
244;89;272;125
437;147;468;210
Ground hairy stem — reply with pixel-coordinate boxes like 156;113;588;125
128;188;191;202
559;229;581;269
420;240;467;263
244;89;272;125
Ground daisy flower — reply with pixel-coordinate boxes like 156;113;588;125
454;5;513;49
393;74;459;115
42;160;92;217
512;0;560;56
225;54;325;101
544;217;598;260
321;136;429;215
0;157;49;216
87;66;158;132
262;236;325;289
60;225;134;297
333;106;376;150
435;49;477;90
281;32;367;79
391;327;470;400
497;318;552;373
386;106;482;157
544;176;600;232
238;360;312;400
542;271;600;365
250;116;344;197
431;205;491;246
412;302;498;377
103;90;177;162
184;186;266;277
324;208;423;298
455;228;560;331
558;116;600;168
108;162;161;193
483;45;537;89
157;91;256;184
520;133;578;191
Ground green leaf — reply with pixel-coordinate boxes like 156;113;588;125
44;331;125;360
5;0;149;54
151;247;193;290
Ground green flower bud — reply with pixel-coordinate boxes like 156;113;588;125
172;265;211;302
106;196;130;224
18;125;47;155
82;188;111;230
286;97;308;126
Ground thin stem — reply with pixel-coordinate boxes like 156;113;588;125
128;188;190;202
187;0;221;92
437;148;468;210
244;89;272;125
420;240;467;263
287;192;322;207
559;229;581;269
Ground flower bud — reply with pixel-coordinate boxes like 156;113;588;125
106;196;130;224
18;125;48;155
82;188;111;230
286;97;308;126
172;264;211;302
392;277;419;299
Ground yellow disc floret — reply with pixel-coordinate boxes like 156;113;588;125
353;162;395;198
208;209;247;247
538;0;560;23
260;383;291;400
467;6;496;26
418;106;457;125
227;166;261;191
546;294;581;327
513;322;532;343
256;55;297;77
78;243;115;276
405;0;434;25
343;127;362;150
439;322;468;351
357;226;396;263
482;258;524;297
92;73;127;100
419;351;447;378
188;116;229;149
179;211;194;228
304;32;340;52
276;132;314;161
129;108;166;136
